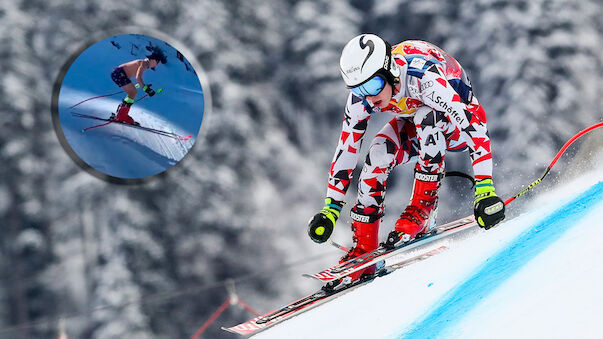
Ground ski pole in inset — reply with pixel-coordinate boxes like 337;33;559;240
134;88;164;103
69;90;124;109
505;121;603;206
82;121;114;132
70;87;163;109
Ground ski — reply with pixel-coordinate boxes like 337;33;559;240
304;216;478;283
223;231;459;336
386;244;450;270
70;112;192;141
222;243;451;336
222;272;379;336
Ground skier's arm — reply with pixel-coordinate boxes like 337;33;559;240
135;60;148;87
418;64;493;180
326;93;372;202
309;93;371;243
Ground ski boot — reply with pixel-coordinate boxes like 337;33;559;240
384;170;442;249
114;102;138;125
326;210;380;290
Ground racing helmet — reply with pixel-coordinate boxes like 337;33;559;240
339;34;401;91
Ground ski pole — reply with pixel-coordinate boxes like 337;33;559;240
504;121;603;206
69;90;124;109
328;239;349;253
70;88;163;109
134;88;164;103
82;121;114;132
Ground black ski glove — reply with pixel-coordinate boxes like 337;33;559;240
474;178;505;229
308;198;344;243
143;84;156;97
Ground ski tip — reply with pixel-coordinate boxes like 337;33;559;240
220;326;234;333
221;325;259;335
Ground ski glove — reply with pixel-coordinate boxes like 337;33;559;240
474;178;505;229
308;198;344;243
143;84;156;97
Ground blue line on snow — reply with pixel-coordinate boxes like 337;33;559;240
398;182;603;339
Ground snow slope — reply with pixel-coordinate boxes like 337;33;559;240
57;34;204;179
253;173;603;339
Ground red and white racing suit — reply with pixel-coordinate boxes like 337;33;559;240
326;40;493;217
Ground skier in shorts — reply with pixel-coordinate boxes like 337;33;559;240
307;34;505;283
109;49;166;125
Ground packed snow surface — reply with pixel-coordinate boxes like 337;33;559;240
254;173;603;339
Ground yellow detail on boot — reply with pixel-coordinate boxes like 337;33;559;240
315;226;325;236
124;96;134;104
478;216;485;226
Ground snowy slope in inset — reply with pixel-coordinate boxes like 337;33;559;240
253;173;603;339
61;87;193;178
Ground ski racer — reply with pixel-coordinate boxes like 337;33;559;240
110;48;166;125
307;34;505;282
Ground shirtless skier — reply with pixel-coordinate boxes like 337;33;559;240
109;49;166;125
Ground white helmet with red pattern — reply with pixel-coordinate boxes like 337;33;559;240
339;34;401;88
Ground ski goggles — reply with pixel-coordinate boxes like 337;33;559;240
349;75;386;98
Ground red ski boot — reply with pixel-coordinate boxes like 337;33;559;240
385;170;442;248
337;216;380;284
115;103;137;125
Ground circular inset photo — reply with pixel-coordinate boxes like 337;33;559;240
54;33;207;181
